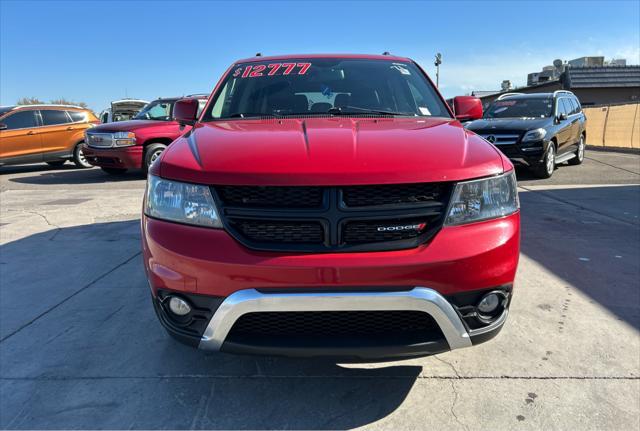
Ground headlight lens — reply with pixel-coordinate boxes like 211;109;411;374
114;131;136;147
445;171;519;226
522;128;546;142
144;175;222;228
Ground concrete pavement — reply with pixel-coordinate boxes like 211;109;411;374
0;150;639;429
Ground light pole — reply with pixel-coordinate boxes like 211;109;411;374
434;53;442;88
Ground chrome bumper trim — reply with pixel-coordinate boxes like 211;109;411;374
468;308;509;336
198;287;474;351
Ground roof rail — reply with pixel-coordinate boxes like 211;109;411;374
185;93;209;98
553;90;574;97
497;92;524;100
12;104;86;109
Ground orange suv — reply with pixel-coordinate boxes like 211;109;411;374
0;105;99;168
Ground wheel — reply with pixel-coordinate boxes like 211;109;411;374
46;160;66;167
568;134;585;165
533;143;555;179
143;143;167;173
73;143;92;168
101;167;128;175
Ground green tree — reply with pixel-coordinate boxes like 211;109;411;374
50;98;88;108
16;97;44;105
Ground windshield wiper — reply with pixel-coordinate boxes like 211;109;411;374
327;106;415;116
226;112;282;119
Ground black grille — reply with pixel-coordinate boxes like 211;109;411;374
228;310;439;338
233;220;323;244
219;186;323;208
342;183;445;207
213;183;451;252
343;218;426;244
495;144;520;158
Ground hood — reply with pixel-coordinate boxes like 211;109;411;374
465;117;550;132
111;100;148;113
91;119;171;132
159;117;505;186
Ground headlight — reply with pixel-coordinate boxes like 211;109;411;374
114;131;136;147
144;175;222;228
445;171;519;226
522;128;546;142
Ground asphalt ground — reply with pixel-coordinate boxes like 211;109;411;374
0;149;639;430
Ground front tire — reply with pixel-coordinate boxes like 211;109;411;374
533;143;555;179
143;143;166;173
73;143;92;168
568;134;585;165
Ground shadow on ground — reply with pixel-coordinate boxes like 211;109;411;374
1;184;639;428
1;163;144;185
0;221;420;429
519;185;640;330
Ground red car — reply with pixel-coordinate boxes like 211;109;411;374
143;54;520;360
83;95;208;174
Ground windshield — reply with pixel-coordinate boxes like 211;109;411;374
484;98;553;118
204;58;451;120
134;100;174;121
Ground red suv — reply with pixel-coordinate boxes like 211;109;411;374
143;54;520;360
83;95;208;174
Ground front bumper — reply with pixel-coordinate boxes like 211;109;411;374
143;212;519;358
493;140;547;167
82;144;143;169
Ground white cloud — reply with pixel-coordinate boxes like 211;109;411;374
420;41;640;99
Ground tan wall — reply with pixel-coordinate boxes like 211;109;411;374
583;103;640;149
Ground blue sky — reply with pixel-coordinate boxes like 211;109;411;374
1;0;639;111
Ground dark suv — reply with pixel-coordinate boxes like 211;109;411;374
465;91;586;178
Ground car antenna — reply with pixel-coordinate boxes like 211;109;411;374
255;52;262;57
382;51;391;55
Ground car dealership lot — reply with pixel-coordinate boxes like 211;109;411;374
0;151;639;430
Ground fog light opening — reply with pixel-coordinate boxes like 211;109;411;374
476;291;507;322
168;296;192;316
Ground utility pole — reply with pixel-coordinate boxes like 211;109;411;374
434;53;442;88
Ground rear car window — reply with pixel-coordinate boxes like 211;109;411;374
67;111;87;122
2;110;38;130
41;109;71;125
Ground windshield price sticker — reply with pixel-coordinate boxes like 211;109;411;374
233;62;312;78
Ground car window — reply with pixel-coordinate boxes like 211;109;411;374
1;110;38;130
41;109;71;125
134;100;173;121
573;98;582;113
564;99;573;116
557;99;570;116
67;111;87;122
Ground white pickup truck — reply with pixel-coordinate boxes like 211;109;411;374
99;99;149;123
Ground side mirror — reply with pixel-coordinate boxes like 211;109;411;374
557;113;568;122
173;98;200;126
453;96;483;122
0;123;7;131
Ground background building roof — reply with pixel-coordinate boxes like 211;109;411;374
565;66;640;88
